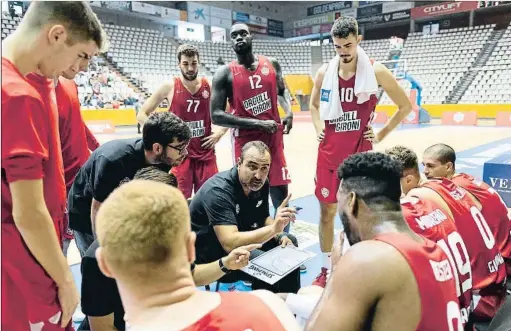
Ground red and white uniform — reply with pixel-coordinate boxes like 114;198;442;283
423;178;507;320
401;196;473;325
315;65;378;203
451;173;511;276
374;232;463;331
2;58;71;330
228;55;290;187
181;292;286;330
170;77;218;198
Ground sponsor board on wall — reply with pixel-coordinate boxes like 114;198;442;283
411;1;479;19
233;11;250;23
249;14;268;27
187;2;210;25
101;1;130;11
131;1;156;15
382;2;412;14
357;3;383;18
268;19;284;37
334;8;357;19
247;23;267;35
210;16;231;29
357;9;410;25
160;7;182;21
210;6;231;20
294;26;313;37
307;1;352;16
293;13;334;28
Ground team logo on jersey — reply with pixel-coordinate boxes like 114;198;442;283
321;188;330;198
236;204;240;214
256;200;263;207
329;111;361;132
202;89;210;99
261;66;270;76
320;89;331;102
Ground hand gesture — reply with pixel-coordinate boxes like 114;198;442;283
201;132;222;149
259;120;278;134
317;129;325;142
273;193;296;233
283;113;293;134
279;235;295;248
222;243;262;270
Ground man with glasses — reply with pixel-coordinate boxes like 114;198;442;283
67;112;191;256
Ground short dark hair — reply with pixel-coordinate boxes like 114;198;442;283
240;141;270;161
134;166;178;188
338;152;402;210
142;112;191;151
177;44;199;62
424;144;456;167
385;146;419;174
23;1;107;51
331;16;358;39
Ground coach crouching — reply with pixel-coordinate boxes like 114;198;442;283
191;141;301;293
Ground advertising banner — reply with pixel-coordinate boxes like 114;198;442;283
382;2;412;14
249;14;268;27
293;13;334;28
210;16;231;29
101;1;130;11
247;23;267;35
357;3;383;18
131;1;156;15
357;9;410;25
411;1;479;19
294;26;313;37
268;19;284;37
307;1;351;16
233;11;250;23
160;7;182;21
210;6;231;20
187;2;210;25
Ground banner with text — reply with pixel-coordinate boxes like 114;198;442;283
307;1;352;16
294;26;313;37
268;19;284;37
233;11;250;23
357;9;410;25
357;3;383;18
249;14;268;27
293;12;334;28
210;6;231;20
382;2;412;14
101;1;130;11
187;2;210;25
334;8;357;19
411;1;478;19
210;16;231;29
131;1;156;15
160;7;183;21
246;23;267;35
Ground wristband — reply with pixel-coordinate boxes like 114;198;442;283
219;258;231;273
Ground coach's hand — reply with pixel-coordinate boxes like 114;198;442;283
280;235;295;248
223;244;262;270
201;132;223;149
274;193;296;233
317;129;325;142
283;113;294;134
58;279;80;327
259;120;278;134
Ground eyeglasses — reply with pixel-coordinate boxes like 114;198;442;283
167;142;189;154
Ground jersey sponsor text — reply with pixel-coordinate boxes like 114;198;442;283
328;110;361;132
187;120;205;138
415;209;449;230
243;91;272;116
488;252;504;273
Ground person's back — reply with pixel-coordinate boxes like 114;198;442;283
422;178;507;320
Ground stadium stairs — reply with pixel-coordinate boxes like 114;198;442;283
446;28;507;104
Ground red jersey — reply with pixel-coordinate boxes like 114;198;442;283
56;77;99;193
401;196;473;324
374;232;463;331
1;58;66;236
317;66;378;170
451;173;511;271
169;77;214;161
228;55;281;138
181;292;285;330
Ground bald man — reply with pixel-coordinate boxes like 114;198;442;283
95;180;300;331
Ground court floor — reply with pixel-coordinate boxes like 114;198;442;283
67;115;511;291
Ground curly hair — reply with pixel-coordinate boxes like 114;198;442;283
142;112;191;151
385;145;419;172
134;166;178;188
338;152;403;209
331;16;358;39
177;44;199;62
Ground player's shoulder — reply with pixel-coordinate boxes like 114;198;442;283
2;66;43;105
250;290;301;331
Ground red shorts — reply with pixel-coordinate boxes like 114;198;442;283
172;156;218;198
1;223;73;331
315;166;341;204
232;128;291;187
473;290;507;321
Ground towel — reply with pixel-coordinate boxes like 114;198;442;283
319;45;379;121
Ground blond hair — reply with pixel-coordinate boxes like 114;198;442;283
96;180;189;280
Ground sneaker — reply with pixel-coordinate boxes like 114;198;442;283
299;264;307;273
312;267;329;288
242;281;252;287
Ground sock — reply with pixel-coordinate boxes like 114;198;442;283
322;253;331;269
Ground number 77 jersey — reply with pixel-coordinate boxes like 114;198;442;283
422;178;507;321
400;196;473;326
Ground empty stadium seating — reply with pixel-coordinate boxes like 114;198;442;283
1;13;20;39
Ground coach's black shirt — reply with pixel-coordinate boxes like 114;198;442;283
81;240;125;330
68;138;170;234
190;166;270;263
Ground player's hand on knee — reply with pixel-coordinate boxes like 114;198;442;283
259;120;278;134
224;243;262;270
57;279;80;327
279;235;295;248
317;129;325;142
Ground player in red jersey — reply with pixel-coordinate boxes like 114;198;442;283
138;44;227;199
1;2;106;330
309;17;413;286
422;143;511;276
386;146;474;327
57;59;101;256
304;152;463;331
95;180;300;331
210;23;294;233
